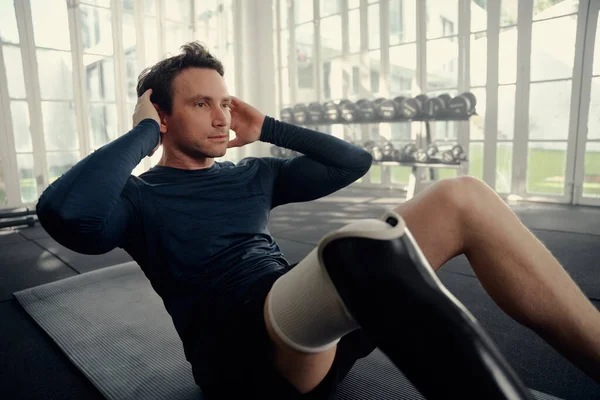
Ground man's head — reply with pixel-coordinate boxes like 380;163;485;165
137;42;231;163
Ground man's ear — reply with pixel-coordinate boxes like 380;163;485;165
154;105;169;134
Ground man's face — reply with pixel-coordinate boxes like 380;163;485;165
163;68;231;159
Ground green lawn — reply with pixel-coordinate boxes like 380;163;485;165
366;148;600;197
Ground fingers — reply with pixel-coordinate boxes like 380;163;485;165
227;137;241;148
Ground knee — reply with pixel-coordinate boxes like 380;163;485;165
431;176;494;219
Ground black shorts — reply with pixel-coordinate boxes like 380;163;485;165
189;266;376;400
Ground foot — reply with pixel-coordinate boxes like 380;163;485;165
318;211;534;400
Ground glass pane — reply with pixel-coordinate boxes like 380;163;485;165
593;13;600;76
587;77;600;140
370;165;382;183
144;0;156;15
84;55;116;101
122;12;136;51
471;32;487;87
390;0;416;45
391;166;411;184
3;46;26;99
501;0;518;26
496;142;513;193
529;80;571;140
498;85;515;140
166;0;189;21
527;142;567;195
389;44;417;97
348;0;360;9
438;168;457;179
281;67;290;105
42;102;78;151
321;15;342;59
16;154;37;203
349;9;361;53
81;0;111;7
37;50;74;100
122;0;135;12
31;0;71;50
0;0;19;44
125;53;138;102
127;102;136;128
469;142;483;180
280;0;288;29
81;5;114;55
534;0;578;21
427;37;459;90
89;103;119;148
296;23;315;102
471;0;487;32
10;101;33;153
323;58;344;100
427;0;459;39
499;27;517;84
294;0;313;24
531;17;576;81
0;157;5;205
47;152;80;183
345;54;364;99
321;0;340;17
166;20;187;54
369;50;381;96
583;142;600;198
470;88;486;140
144;17;159;64
280;30;289;67
368;4;380;49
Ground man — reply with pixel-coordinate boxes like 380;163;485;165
36;42;599;399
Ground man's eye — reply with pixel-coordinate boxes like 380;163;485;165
222;103;231;108
196;102;206;108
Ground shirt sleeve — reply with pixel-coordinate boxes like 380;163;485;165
259;117;373;208
36;119;160;254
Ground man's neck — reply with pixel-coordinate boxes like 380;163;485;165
157;151;215;170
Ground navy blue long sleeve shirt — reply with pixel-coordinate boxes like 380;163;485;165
36;116;372;359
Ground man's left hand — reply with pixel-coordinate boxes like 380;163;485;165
228;97;265;148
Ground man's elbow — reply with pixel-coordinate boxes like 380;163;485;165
355;150;373;177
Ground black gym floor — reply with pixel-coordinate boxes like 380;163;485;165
1;186;599;399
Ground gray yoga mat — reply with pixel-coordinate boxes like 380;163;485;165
14;261;562;400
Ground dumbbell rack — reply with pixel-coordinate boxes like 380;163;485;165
299;114;472;200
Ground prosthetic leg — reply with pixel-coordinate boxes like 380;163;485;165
269;211;534;400
322;211;533;399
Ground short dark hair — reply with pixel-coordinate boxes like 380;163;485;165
136;42;225;115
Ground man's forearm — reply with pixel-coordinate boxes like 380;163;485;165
37;119;159;226
259;116;371;171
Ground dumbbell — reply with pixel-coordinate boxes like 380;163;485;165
396;143;418;163
381;141;396;161
280;107;293;123
422;93;452;119
307;102;324;124
447;92;477;117
355;99;376;121
426;144;466;164
451;144;468;161
339;99;359;123
414;94;429;116
394;96;421;119
374;98;397;120
323;100;341;123
362;140;382;162
293;104;309;125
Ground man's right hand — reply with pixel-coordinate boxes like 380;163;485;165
133;89;162;156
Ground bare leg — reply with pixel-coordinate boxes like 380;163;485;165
263;176;600;393
393;176;600;381
263;293;337;393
